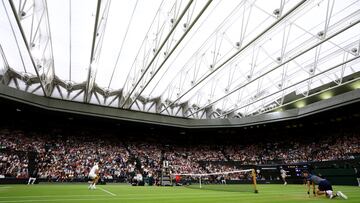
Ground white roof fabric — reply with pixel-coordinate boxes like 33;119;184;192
0;0;359;118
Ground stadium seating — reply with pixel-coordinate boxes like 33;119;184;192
1;127;359;184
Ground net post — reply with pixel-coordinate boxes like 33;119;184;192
252;169;259;193
199;175;202;189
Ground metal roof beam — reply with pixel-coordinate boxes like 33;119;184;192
84;0;110;103
121;0;194;108
194;19;360;118
160;0;309;114
14;0;56;96
127;0;213;110
7;0;48;96
84;0;101;103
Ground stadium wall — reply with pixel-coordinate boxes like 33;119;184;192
0;84;360;128
1;160;359;185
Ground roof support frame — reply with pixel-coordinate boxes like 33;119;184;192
14;0;56;96
127;0;213;109
84;0;111;103
165;0;357;117
339;52;349;84
55;85;64;99
187;18;360;118
256;75;360;117
0;45;11;86
7;0;47;95
120;0;195;108
221;53;360;117
160;0;309;114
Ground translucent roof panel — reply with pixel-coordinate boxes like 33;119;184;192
0;0;359;119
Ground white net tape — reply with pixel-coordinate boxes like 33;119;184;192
172;169;253;177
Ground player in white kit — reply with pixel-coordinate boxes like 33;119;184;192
280;167;288;185
88;161;102;190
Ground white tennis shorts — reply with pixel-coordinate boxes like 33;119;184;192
89;173;97;179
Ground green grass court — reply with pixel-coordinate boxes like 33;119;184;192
0;184;359;203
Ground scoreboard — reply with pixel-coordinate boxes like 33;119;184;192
284;164;309;179
257;164;310;184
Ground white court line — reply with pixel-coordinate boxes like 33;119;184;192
0;193;248;202
0;190;287;199
0;195;109;199
98;187;117;196
0;191;221;199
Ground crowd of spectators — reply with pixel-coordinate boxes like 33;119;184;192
0;128;359;182
36;136;129;182
127;143;162;181
1;129;130;182
224;133;360;165
0;152;28;178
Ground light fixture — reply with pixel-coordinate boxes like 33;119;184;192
295;100;306;108
319;91;333;100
